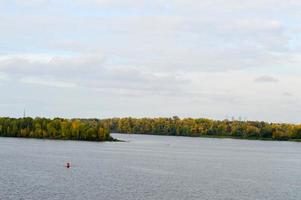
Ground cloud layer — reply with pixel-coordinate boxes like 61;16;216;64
0;0;301;122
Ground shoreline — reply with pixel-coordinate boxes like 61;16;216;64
112;132;301;142
0;135;122;142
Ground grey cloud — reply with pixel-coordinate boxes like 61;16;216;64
0;54;188;95
254;75;279;83
283;92;293;97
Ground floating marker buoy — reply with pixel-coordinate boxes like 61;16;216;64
66;162;70;168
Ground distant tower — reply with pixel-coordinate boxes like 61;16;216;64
23;109;26;118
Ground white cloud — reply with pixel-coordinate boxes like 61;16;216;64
19;76;77;88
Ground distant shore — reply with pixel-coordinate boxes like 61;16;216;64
102;117;301;142
1;117;301;142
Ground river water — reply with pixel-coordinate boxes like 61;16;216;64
0;133;301;200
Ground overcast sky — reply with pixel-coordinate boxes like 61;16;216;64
0;0;301;122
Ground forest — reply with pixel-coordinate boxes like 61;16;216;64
1;116;301;141
0;117;113;141
100;117;301;141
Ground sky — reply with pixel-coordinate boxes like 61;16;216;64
0;0;301;123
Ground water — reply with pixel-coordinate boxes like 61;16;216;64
0;134;301;200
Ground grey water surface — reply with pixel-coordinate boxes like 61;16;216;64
0;133;301;200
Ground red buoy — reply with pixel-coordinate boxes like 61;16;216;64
66;162;70;168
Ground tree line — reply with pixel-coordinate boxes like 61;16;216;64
0;117;113;141
100;117;301;141
1;116;301;141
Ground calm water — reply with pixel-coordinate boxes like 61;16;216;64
1;134;301;200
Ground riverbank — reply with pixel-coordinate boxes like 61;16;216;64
101;117;301;142
0;117;113;142
113;132;301;142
